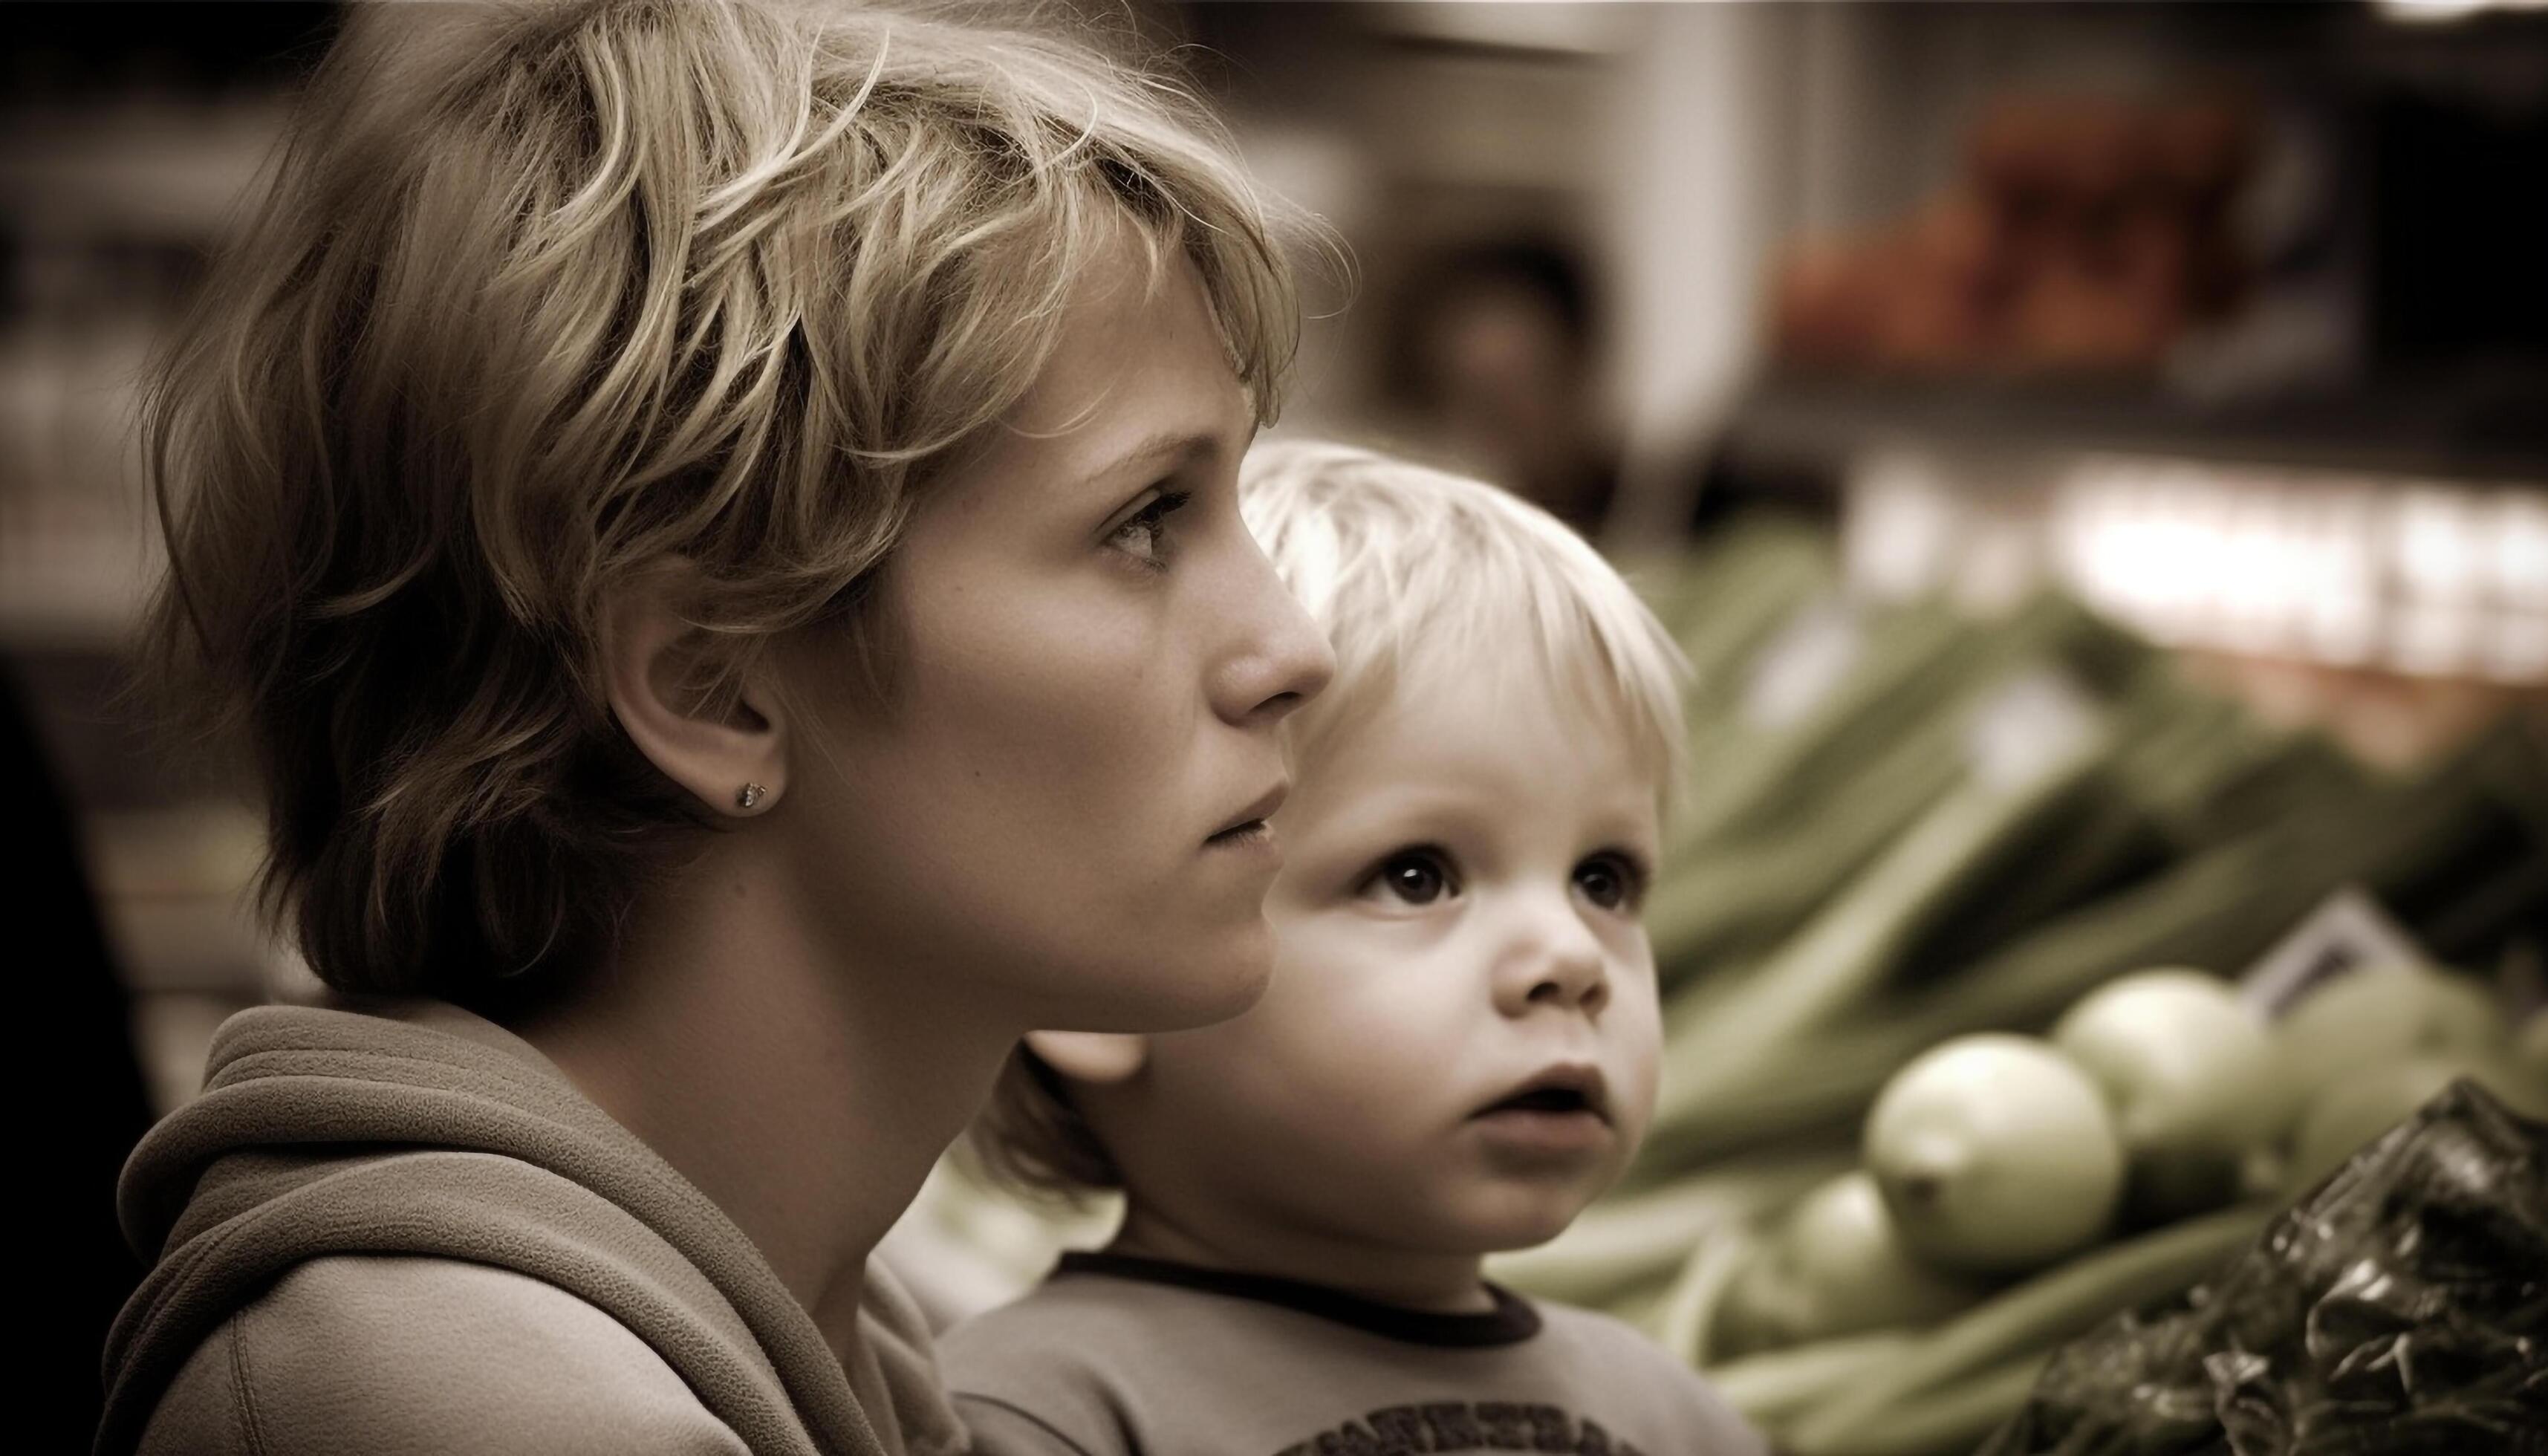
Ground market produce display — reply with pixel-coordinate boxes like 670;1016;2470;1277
1489;522;2548;1455
1977;1080;2547;1456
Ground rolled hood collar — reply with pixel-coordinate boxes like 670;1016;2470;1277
100;1001;880;1456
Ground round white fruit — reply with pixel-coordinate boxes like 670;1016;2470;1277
2286;1048;2548;1193
2052;968;2284;1218
1865;1034;2125;1276
1773;1171;1982;1340
2275;966;2506;1104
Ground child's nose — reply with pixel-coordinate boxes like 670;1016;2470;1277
1528;958;1610;1015
1498;911;1611;1017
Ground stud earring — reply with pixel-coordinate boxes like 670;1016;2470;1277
735;783;767;811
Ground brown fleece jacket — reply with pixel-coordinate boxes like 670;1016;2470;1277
99;1000;962;1456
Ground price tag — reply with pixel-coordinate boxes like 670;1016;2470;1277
2239;884;2430;1021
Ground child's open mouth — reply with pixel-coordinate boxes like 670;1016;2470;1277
1469;1067;1613;1155
1485;1085;1598;1116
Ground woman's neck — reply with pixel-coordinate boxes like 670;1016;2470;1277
515;833;1018;1362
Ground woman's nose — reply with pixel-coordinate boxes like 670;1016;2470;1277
1211;538;1336;728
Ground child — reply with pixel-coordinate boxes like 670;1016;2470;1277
943;442;1765;1456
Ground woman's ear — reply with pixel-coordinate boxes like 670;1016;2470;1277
1023;1030;1149;1085
602;563;788;817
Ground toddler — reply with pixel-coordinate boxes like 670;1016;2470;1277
943;442;1764;1456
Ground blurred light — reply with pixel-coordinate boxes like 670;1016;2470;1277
2044;454;2548;682
2486;613;2548;681
2373;0;2548;22
1845;452;1960;601
2392;601;2480;675
2215;487;2295;654
1374;1;1631;56
2489;493;2548;610
2395;486;2480;602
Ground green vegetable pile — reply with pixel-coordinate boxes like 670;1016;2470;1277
1978;1079;2547;1456
1488;522;2548;1455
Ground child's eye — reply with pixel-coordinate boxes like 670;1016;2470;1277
1108;489;1191;570
1362;847;1459;906
1573;851;1650;912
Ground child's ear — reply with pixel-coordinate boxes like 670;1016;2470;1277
1023;1030;1148;1085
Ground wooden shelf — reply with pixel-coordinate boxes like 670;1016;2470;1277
1729;371;2548;485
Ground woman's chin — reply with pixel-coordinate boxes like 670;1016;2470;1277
1039;930;1273;1035
1138;935;1275;1031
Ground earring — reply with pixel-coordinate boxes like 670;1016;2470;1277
735;782;767;811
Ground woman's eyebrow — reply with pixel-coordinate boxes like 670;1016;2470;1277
1075;429;1221;493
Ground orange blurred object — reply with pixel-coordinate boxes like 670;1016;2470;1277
1771;90;2258;375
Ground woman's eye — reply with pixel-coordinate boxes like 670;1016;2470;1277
1574;852;1648;911
1108;490;1190;569
1365;848;1457;906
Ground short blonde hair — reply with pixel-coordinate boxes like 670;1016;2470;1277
972;440;1689;1195
140;0;1302;1010
1236;441;1689;796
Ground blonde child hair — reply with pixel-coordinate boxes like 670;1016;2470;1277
973;439;1689;1194
140;0;1302;1009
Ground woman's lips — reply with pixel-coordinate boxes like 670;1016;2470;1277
1206;779;1289;851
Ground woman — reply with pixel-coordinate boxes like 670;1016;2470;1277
98;2;1332;1452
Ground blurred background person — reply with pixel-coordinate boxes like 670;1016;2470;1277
1384;238;1623;535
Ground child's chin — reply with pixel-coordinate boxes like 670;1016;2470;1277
1457;1189;1604;1256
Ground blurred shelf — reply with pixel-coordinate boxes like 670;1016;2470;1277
1729;371;2548;485
0;98;286;241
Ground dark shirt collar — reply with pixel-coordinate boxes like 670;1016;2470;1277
1051;1250;1542;1348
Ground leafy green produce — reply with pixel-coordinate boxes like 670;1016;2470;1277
1656;681;2110;1111
1705;1330;1916;1428
1886;683;2304;981
1482;1148;1847;1309
1786;1203;2272;1452
1647;731;1965;981
1795;1353;2048;1456
1868;743;2529;1045
1656;1220;1755;1367
1977;1082;2548;1456
2418;844;2548;967
1674;591;2132;859
1671;597;1970;854
1657;518;1836;698
1631;724;2544;1195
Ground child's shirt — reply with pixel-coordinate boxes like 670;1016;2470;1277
938;1252;1769;1456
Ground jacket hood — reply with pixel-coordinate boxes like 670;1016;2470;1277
100;1001;881;1456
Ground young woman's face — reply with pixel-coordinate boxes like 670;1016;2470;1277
780;239;1332;1034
